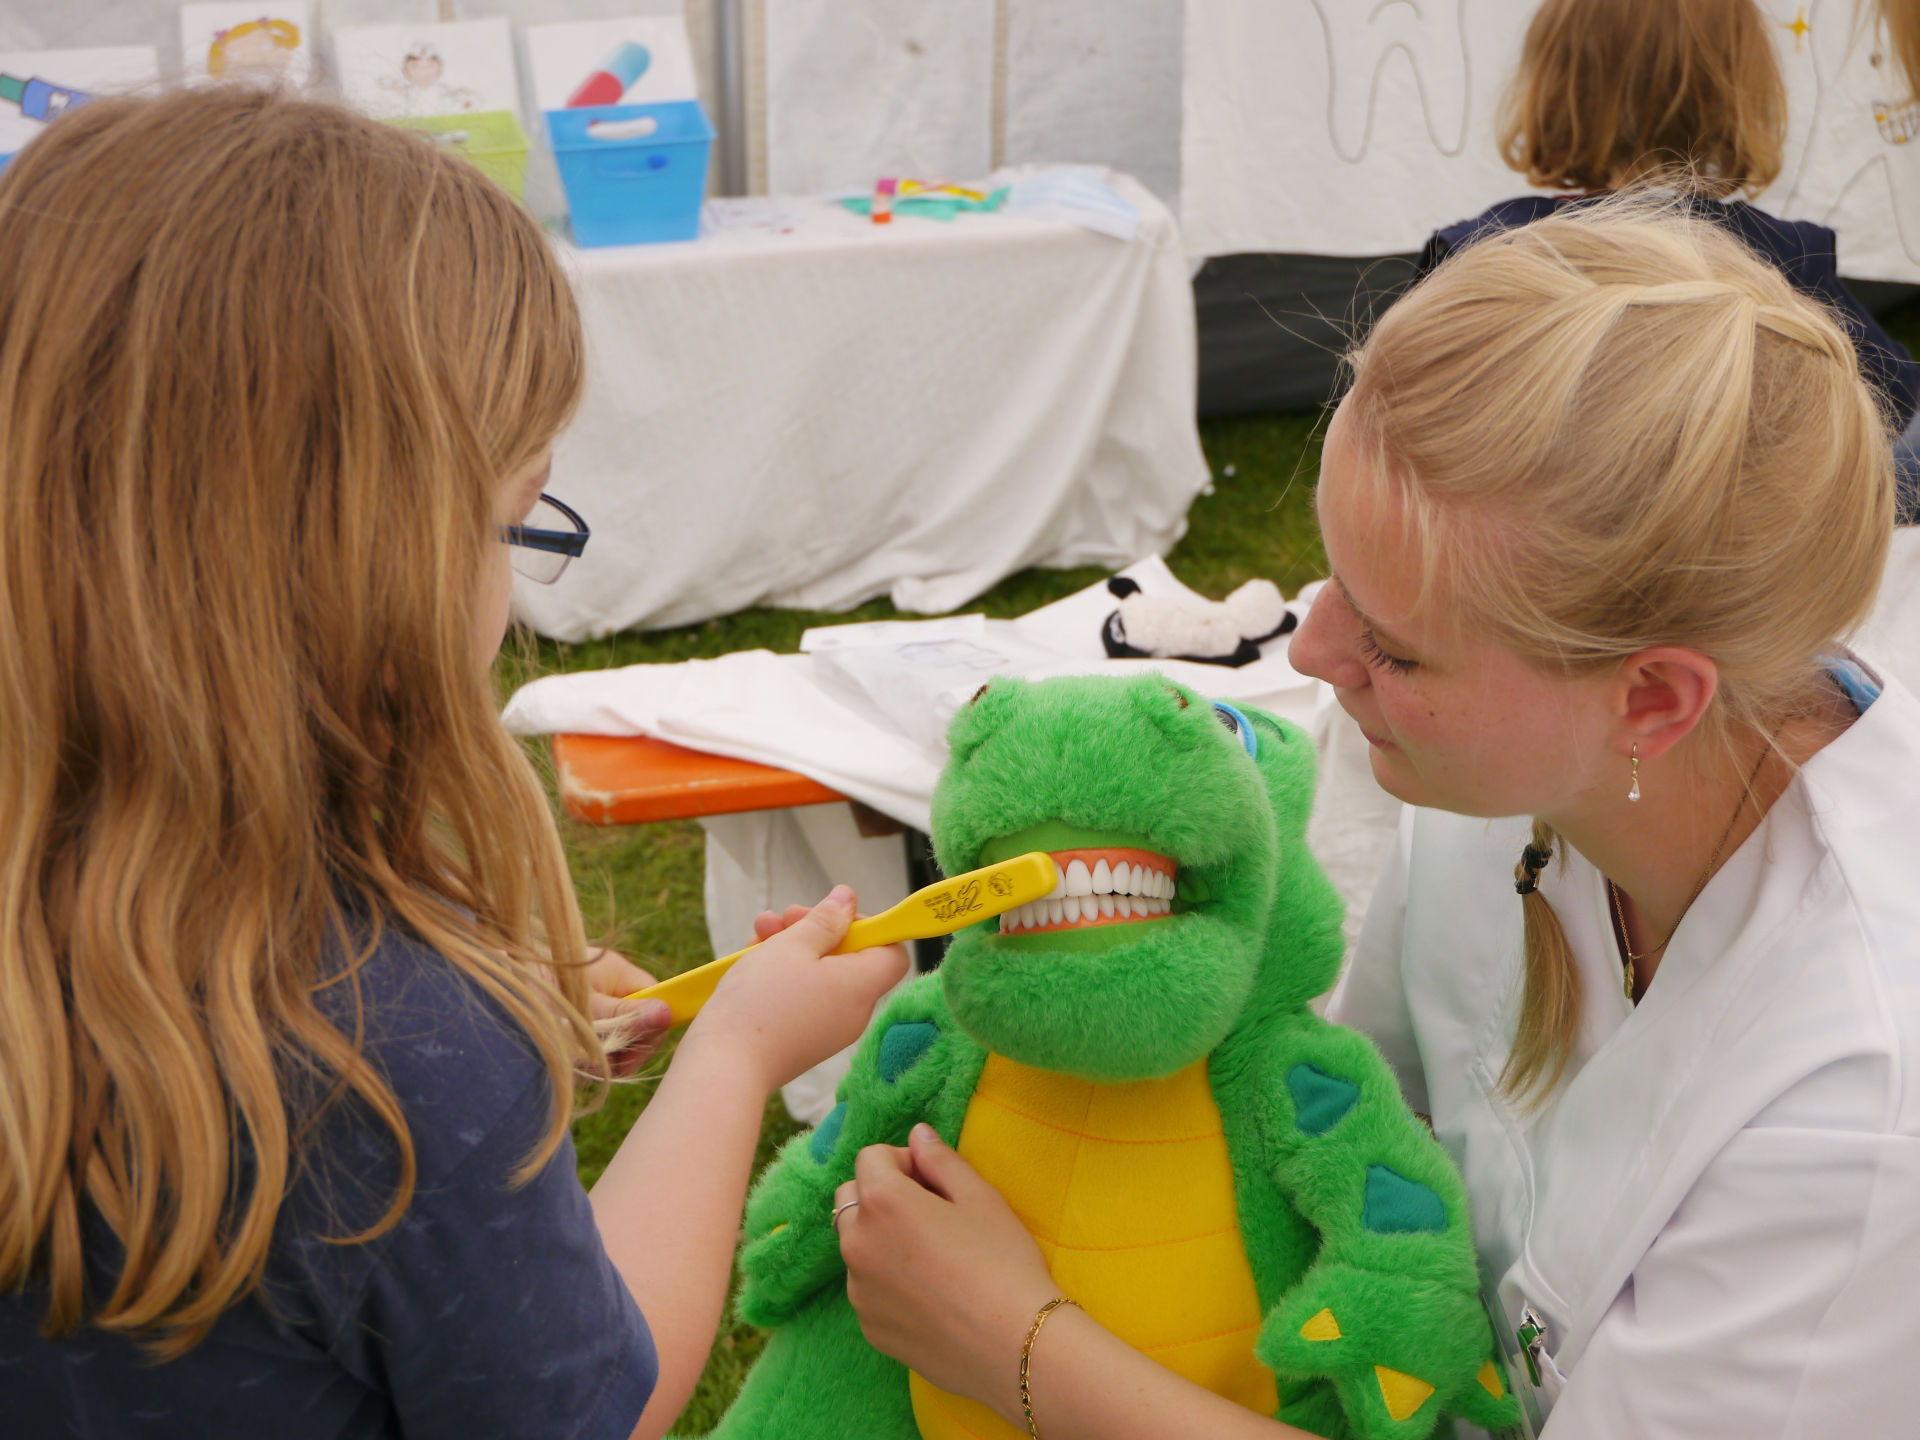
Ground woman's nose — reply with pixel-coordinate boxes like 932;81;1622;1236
1290;589;1371;691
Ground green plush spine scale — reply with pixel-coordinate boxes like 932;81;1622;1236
703;675;1517;1440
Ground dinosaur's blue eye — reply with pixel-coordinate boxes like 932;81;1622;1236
1211;701;1258;759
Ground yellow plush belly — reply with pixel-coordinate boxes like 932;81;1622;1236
909;1054;1276;1440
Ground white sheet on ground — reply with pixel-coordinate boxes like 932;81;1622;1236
514;169;1208;640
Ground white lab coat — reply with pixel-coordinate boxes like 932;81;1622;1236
1329;671;1920;1438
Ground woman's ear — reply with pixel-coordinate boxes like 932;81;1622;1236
1611;646;1720;761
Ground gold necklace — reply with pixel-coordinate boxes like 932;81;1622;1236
1607;742;1772;1001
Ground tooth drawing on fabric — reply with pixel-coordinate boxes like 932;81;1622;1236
1305;0;1474;164
1771;0;1920;267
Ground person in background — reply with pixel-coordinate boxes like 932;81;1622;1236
1425;0;1920;519
0;87;906;1440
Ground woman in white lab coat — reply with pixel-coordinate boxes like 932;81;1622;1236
825;199;1917;1439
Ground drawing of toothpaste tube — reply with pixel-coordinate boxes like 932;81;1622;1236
566;42;650;108
0;73;96;123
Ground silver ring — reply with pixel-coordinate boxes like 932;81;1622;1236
831;1199;860;1230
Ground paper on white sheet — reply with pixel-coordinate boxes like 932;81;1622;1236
0;47;156;160
332;18;519;119
522;16;698;112
1182;0;1920;281
181;4;311;85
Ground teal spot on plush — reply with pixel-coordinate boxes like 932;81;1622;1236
1287;1063;1360;1136
810;1102;848;1164
878;1021;939;1083
1363;1165;1447;1234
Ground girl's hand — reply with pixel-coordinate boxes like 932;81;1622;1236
837;1124;1059;1420
688;885;907;1094
584;947;671;1078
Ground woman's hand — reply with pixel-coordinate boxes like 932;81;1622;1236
689;885;909;1094
584;947;670;1078
836;1124;1060;1422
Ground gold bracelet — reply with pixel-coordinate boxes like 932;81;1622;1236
1019;1295;1080;1439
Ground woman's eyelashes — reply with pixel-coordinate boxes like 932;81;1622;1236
1358;627;1418;675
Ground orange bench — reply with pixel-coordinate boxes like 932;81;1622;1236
551;732;947;970
552;733;847;826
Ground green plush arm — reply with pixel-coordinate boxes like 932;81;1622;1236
1251;1015;1519;1440
734;975;987;1328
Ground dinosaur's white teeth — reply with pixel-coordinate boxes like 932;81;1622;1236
995;844;1186;935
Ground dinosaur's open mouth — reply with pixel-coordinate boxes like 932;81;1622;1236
999;847;1177;934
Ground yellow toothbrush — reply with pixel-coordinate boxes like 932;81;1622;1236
626;851;1060;1026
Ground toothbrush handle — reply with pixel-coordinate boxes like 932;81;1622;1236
623;910;913;1026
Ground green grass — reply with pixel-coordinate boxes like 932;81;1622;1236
509;411;1327;1432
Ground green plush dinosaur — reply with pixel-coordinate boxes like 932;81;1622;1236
705;674;1517;1440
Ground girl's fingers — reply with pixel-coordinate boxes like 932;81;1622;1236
585;945;658;995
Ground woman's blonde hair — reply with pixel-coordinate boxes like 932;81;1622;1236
1343;197;1893;1103
1499;0;1787;197
0;88;599;1355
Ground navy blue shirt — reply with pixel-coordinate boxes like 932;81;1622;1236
1422;195;1920;432
1;924;657;1439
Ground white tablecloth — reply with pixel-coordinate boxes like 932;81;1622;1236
516;169;1208;640
1181;0;1920;282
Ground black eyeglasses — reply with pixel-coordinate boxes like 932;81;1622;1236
500;493;590;585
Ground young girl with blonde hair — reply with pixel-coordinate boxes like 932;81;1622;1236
819;201;1920;1438
0;87;905;1439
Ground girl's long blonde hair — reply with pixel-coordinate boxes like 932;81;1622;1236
0;87;599;1355
1343;198;1893;1103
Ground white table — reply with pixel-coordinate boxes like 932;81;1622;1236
516;170;1209;640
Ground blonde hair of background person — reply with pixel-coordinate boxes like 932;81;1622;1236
816;201;1901;1440
0;86;904;1440
1499;0;1786;196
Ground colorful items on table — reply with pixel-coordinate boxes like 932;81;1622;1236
840;179;1010;223
703;674;1520;1440
526;18;712;247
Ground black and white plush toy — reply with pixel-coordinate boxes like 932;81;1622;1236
1101;576;1298;667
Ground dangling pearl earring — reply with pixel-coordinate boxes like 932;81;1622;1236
1628;743;1641;803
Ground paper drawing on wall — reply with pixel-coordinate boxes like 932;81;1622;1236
181;5;312;86
333;20;520;121
0;48;157;165
380;44;478;114
1770;0;1919;269
1306;0;1473;163
523;18;700;112
0;73;93;123
210;18;299;78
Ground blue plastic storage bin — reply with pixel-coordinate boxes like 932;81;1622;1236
545;100;714;247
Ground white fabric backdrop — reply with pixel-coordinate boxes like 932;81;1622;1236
516;173;1208;639
1183;0;1920;281
761;0;1185;205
